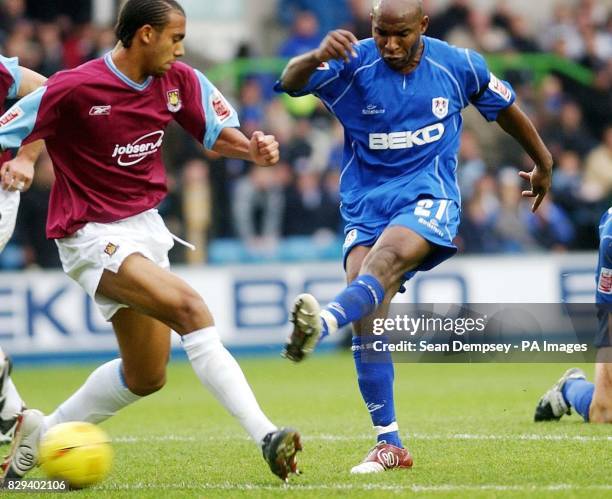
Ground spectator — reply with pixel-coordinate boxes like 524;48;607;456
583;125;612;202
278;11;322;58
278;0;352;37
232;165;285;251
523;197;575;251
181;159;212;264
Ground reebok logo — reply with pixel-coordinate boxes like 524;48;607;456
89;105;111;116
112;131;164;167
369;123;445;150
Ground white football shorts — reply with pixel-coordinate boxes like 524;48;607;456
56;208;175;321
0;190;20;253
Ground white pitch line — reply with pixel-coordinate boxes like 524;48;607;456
100;483;612;493
112;433;612;444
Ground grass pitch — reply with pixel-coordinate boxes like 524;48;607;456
6;352;612;498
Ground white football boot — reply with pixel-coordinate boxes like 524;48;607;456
534;368;587;421
1;409;44;482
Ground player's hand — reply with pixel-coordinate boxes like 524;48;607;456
518;164;551;213
249;131;279;167
0;156;34;192
315;29;359;63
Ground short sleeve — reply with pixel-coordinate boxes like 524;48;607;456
465;49;515;121
0;55;21;100
173;68;240;150
0;71;73;150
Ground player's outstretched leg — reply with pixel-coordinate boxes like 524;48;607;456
534;368;593;422
0;349;25;444
1;358;142;482
283;274;385;362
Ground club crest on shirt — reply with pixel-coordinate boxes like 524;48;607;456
432;97;449;119
316;62;330;70
166;89;182;113
211;92;231;122
598;267;612;294
104;242;119;257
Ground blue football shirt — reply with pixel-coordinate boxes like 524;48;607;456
275;36;515;226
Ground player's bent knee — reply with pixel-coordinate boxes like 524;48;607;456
124;372;167;396
173;291;209;331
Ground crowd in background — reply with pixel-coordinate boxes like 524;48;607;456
0;0;610;269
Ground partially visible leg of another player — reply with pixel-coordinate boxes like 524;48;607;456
535;349;612;424
288;226;431;472
3;254;301;482
0;348;26;443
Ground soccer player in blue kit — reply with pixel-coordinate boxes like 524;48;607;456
276;0;553;472
535;207;612;424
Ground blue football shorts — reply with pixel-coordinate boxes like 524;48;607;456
342;197;460;286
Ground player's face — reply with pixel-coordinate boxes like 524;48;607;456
372;11;428;72
148;10;186;76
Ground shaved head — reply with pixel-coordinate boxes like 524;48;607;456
372;0;423;20
370;0;428;73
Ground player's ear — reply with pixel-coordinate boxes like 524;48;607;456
420;15;429;34
138;24;155;45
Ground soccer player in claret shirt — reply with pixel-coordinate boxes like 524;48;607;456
535;207;612;424
276;0;553;472
0;55;46;444
0;0;301;482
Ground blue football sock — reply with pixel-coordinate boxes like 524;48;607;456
562;378;594;422
352;336;402;448
323;275;385;332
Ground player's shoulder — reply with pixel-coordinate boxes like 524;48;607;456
355;38;379;62
424;36;479;68
600;207;612;235
46;58;107;91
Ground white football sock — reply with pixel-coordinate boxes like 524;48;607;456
320;310;339;335
182;326;276;444
0;379;24;420
44;359;141;430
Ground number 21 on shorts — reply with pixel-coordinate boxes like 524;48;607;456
414;199;449;221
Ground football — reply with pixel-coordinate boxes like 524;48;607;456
39;422;113;489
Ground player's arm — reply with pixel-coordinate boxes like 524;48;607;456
496;104;553;212
16;67;46;98
212;128;279;167
279;29;358;91
0;67;47;191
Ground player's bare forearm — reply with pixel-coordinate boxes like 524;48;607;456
280;51;323;91
17;67;47;97
496;104;553;212
15;140;44;164
212;128;279;167
0;140;43;192
496;104;552;171
280;30;358;91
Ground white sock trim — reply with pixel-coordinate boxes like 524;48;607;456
320;310;338;335
374;422;399;435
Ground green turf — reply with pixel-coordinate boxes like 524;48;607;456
4;353;611;498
